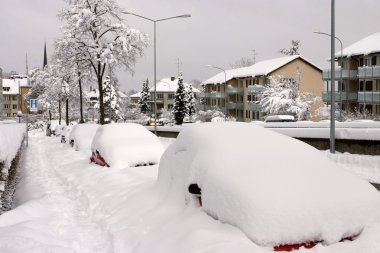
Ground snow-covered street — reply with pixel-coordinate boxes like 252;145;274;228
0;129;379;253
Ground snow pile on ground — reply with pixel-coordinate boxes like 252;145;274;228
69;123;100;151
91;123;164;168
158;122;380;247
325;151;380;184
0;123;25;167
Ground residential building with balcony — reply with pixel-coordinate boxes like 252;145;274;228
322;32;380;116
201;55;323;121
130;77;200;115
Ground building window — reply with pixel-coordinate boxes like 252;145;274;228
359;58;364;67
372;56;377;66
12;95;18;101
168;94;174;99
3;87;10;92
12;104;18;109
4;104;9;109
156;93;163;99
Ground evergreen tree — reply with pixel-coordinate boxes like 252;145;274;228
186;85;196;119
102;76;121;123
138;79;151;114
173;73;187;125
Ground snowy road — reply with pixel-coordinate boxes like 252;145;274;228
0;130;379;253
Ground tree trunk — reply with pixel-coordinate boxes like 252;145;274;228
58;99;61;125
65;98;69;125
78;72;84;123
97;74;105;125
49;109;52;120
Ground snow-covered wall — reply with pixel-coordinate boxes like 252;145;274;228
0;123;25;213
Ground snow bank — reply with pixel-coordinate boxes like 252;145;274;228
157;122;380;247
69;123;99;151
91;123;164;168
324;151;380;184
0;123;25;167
253;121;380;140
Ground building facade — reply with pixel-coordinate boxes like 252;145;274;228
322;32;380;116
1;76;31;117
201;55;323;121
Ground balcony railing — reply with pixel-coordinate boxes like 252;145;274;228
196;92;210;99
210;92;225;99
358;66;380;79
358;92;380;104
322;68;358;80
322;91;358;102
226;102;244;110
226;86;244;94
197;104;211;111
247;101;261;111
247;85;264;93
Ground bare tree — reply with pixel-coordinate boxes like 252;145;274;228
279;40;301;56
229;57;254;69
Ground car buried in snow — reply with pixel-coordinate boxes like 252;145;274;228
157;122;380;251
90;123;164;168
69;123;100;151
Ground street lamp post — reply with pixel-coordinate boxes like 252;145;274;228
314;31;343;122
206;65;227;118
123;11;191;135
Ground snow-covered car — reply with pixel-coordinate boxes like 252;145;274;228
69;123;100;151
157;122;380;251
265;114;295;122
46;120;66;136
90;123;164;168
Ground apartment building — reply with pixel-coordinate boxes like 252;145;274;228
1;76;31;117
322;32;380;116
130;77;200;114
201;55;323;121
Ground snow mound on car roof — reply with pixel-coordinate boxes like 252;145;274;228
157;122;380;247
69;124;100;151
91;123;164;168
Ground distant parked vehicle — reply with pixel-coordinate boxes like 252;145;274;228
265;115;295;122
157;122;380;251
46;120;66;136
90;123;164;168
69;123;100;151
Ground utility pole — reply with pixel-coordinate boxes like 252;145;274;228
175;58;182;76
251;49;257;64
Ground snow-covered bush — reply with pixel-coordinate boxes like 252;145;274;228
193;110;235;123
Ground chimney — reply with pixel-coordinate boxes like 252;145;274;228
170;76;175;81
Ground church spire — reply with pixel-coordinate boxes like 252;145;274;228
43;42;48;68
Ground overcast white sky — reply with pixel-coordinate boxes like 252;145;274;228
1;0;379;92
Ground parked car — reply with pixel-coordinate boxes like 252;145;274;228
265;115;295;122
90;123;164;168
156;118;173;126
69;123;100;151
157;122;380;251
46;120;66;136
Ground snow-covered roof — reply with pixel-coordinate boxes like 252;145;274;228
149;78;200;93
2;79;26;95
203;55;320;85
130;92;141;98
86;89;99;99
118;91;128;98
337;32;380;57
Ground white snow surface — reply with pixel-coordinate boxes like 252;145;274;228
0;130;379;252
69;123;100;152
337;32;380;57
0;123;25;167
91;123;164;168
157;122;380;246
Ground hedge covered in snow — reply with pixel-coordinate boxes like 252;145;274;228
0;123;25;213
